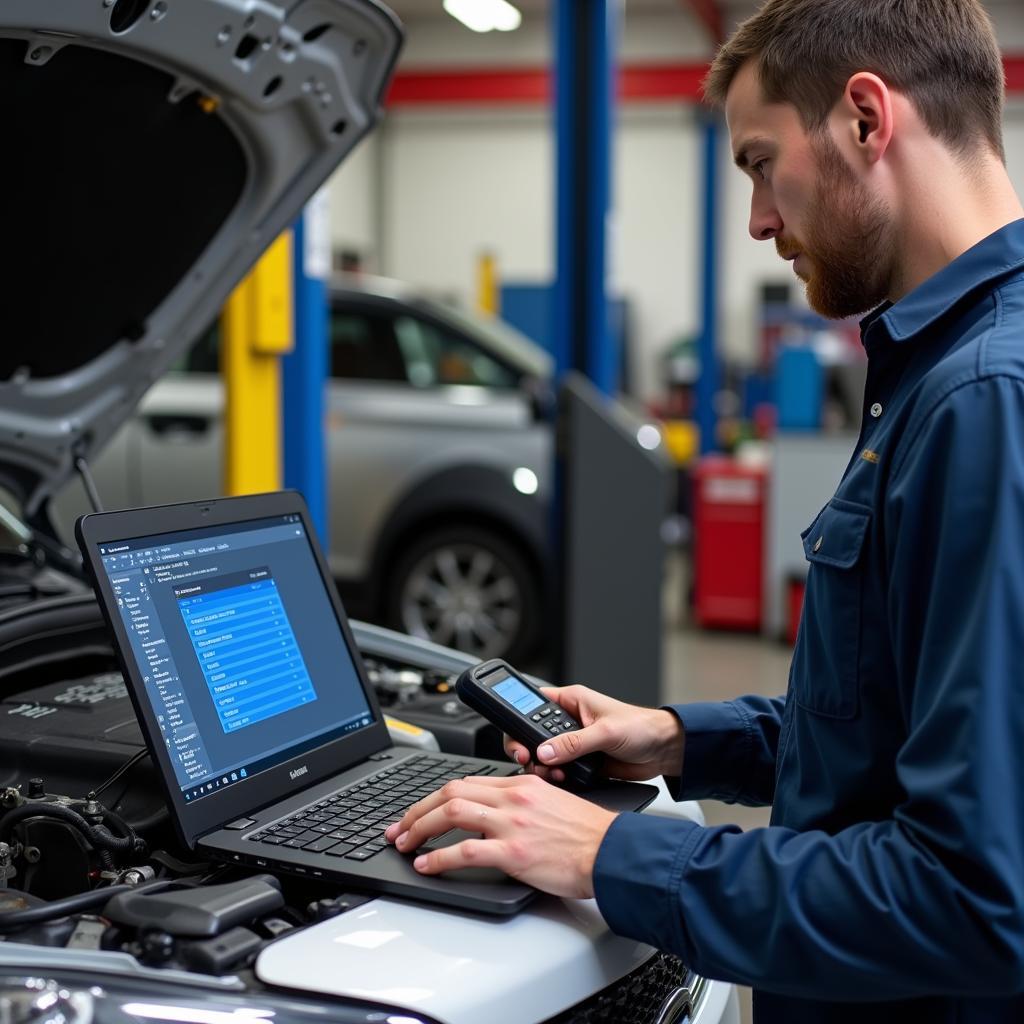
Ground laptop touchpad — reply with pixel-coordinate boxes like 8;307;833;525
420;829;512;883
421;828;481;851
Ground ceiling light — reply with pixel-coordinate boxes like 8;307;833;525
443;0;522;33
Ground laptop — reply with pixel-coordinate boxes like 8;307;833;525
76;491;656;915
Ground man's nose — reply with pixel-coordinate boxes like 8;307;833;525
749;199;783;242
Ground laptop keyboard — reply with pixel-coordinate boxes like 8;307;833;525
245;755;502;862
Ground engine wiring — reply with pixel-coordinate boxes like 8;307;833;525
91;748;151;799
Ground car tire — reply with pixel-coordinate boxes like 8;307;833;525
386;525;541;664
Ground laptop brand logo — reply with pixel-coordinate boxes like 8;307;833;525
290;765;309;780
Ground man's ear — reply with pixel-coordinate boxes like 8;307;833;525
841;72;893;165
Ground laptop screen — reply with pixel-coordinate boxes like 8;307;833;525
93;512;374;805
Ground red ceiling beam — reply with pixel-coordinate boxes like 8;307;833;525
385;63;709;106
684;0;725;47
386;57;1024;107
1005;56;1024;93
386;68;551;106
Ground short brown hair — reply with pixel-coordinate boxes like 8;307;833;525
705;0;1005;162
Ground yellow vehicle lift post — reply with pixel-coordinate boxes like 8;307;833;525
221;232;294;495
476;250;499;317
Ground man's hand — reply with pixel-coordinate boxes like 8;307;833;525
505;685;685;784
383;774;617;898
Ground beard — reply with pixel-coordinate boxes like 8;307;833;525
777;133;896;319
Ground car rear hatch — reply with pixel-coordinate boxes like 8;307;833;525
0;0;402;541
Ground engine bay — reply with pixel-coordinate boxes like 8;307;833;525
0;587;498;987
0;571;716;1024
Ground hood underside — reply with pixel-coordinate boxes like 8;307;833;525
0;0;401;521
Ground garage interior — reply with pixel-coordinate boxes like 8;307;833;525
2;2;1023;1023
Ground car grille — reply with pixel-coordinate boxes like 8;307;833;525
542;952;696;1024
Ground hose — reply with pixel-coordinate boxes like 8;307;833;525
96;805;145;850
0;884;132;933
0;803;146;859
0;878;192;934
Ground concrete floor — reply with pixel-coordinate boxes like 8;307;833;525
660;556;793;1023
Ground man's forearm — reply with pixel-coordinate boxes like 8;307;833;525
594;811;1023;1001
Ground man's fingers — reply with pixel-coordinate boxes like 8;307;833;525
535;721;606;765
392;797;507;854
385;777;526;842
501;734;569;780
546;684;592;719
411;837;508;876
503;737;531;765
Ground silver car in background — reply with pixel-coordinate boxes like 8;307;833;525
54;276;553;663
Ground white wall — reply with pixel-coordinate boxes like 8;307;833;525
613;107;701;395
990;0;1024;49
394;10;714;68
357;104;700;399
325;2;1024;400
328;131;380;263
380;108;554;294
1003;101;1024;192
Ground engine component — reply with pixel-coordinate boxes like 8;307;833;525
0;843;14;889
392;691;506;758
305;894;371;923
0;883;133;935
0;788;148;899
180;926;264;975
102;875;284;939
115;866;156;887
0;674;162;827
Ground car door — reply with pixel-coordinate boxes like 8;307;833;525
325;298;545;584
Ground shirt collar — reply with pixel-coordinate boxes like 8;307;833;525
863;218;1024;348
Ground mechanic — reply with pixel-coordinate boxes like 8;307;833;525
387;0;1024;1019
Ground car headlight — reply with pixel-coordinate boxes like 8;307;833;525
0;974;433;1024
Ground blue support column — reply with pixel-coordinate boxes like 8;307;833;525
283;196;330;544
552;0;618;395
697;112;721;454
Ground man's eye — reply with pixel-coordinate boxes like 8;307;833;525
752;159;769;181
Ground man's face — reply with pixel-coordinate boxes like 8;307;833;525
725;61;896;318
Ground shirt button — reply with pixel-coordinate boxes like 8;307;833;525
870;402;883;418
813;536;823;553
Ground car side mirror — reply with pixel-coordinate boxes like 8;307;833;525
522;375;557;423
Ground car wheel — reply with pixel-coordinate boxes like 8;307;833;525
387;525;540;663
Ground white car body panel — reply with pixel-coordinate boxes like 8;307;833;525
257;788;736;1024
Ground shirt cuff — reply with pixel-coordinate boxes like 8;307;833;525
660;701;750;803
593;811;702;953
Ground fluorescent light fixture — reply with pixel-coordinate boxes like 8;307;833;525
443;0;522;33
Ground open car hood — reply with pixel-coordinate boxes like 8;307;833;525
0;0;401;524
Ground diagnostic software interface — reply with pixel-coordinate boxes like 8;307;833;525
96;514;372;803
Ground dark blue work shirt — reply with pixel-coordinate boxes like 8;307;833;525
594;220;1024;1021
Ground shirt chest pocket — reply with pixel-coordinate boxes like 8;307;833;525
791;499;871;719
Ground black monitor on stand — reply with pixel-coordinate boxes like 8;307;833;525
552;373;672;709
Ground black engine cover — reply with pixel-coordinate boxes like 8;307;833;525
0;672;157;819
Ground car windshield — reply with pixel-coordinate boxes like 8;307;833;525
419;300;553;381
